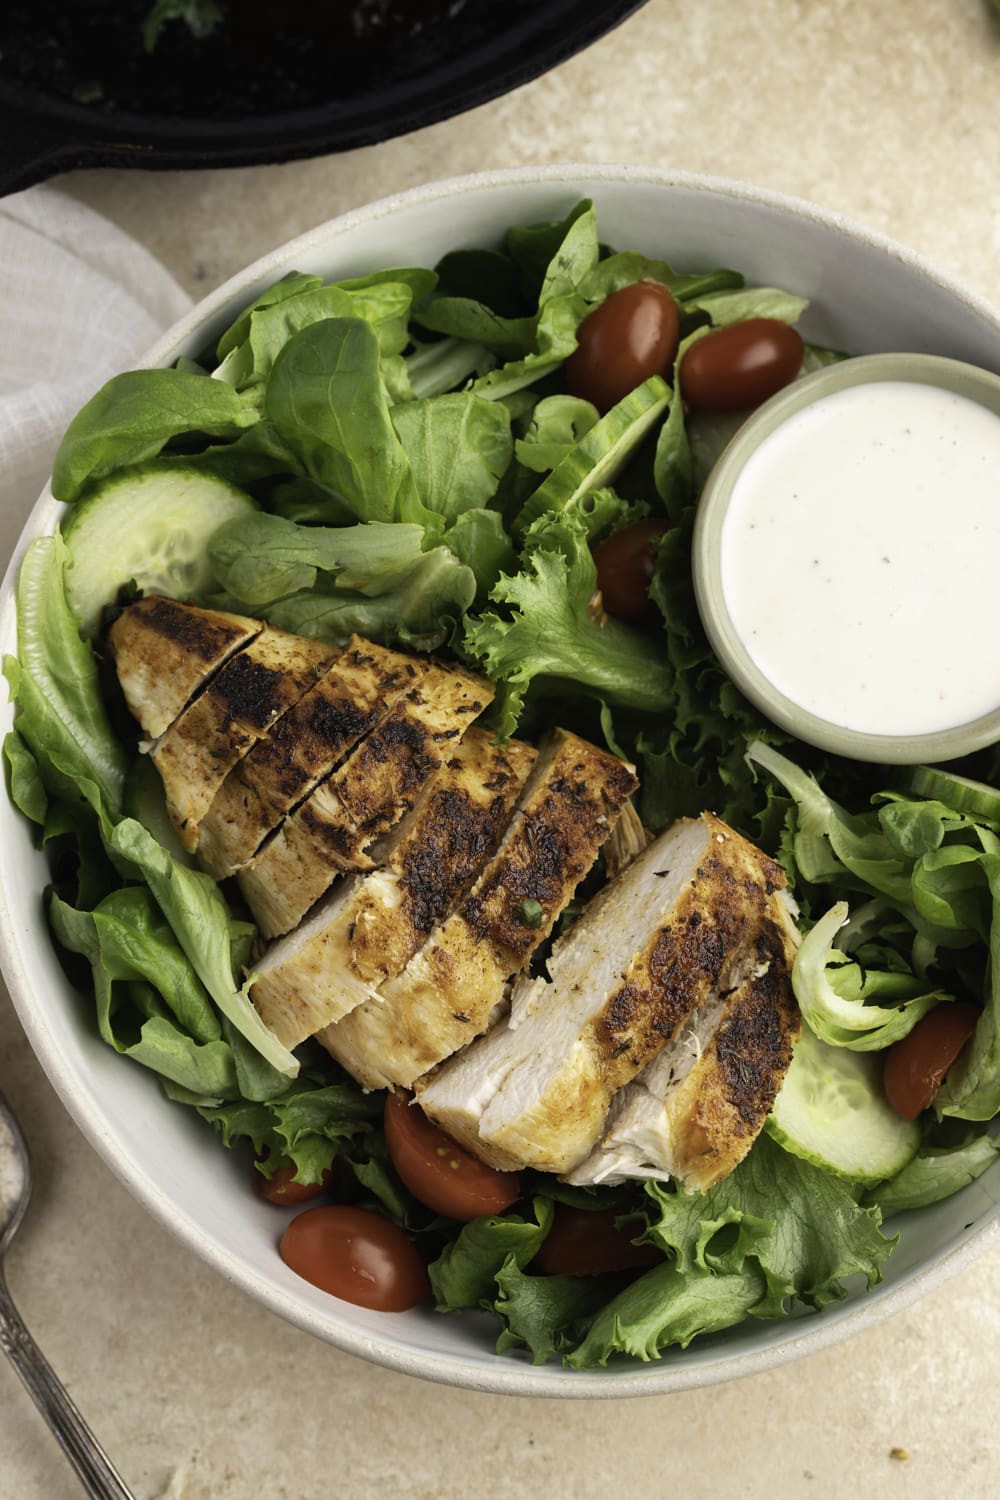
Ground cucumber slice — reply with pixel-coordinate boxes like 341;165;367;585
63;463;258;636
766;1023;919;1186
898;765;1000;824
515;376;670;532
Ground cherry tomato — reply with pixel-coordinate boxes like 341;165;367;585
883;1001;981;1120
279;1204;429;1311
533;1206;664;1277
566;280;680;413
592;519;672;625
385;1091;521;1222
254;1161;333;1207
679;318;804;412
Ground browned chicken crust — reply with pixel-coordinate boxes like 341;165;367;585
151;627;337;850
108;596;261;740
196;638;419;877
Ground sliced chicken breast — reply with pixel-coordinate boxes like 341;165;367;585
416;813;788;1176
150;627;338;851
249;730;536;1048
237;659;494;937
108;596;261;740
195;638;420;878
565;893;800;1192
319;729;637;1091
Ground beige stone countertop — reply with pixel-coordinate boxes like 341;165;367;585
3;1;1000;1496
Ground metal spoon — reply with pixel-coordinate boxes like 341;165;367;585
0;1090;136;1499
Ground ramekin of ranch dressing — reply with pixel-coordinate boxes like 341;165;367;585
693;353;1000;763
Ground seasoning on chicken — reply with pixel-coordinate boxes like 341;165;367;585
564;890;800;1192
108;595;261;741
150;627;339;851
249;729;536;1048
319;729;638;1091
237;658;494;938
195;637;420;878
415;813;794;1178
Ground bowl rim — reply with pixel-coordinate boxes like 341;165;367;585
3;161;1000;1398
692;351;1000;764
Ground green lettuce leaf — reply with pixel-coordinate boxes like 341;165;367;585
793;901;956;1050
493;1257;630;1365
216;275;432;387
392;393;513;519
868;1128;1000;1215
643;1134;895;1317
264;318;431;528
463;509;673;737
4;729;47;825
5;533;126;819
52;370;258;502
429;1199;554;1310
565;1262;766;1367
108;817;298;1078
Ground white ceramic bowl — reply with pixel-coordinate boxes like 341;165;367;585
3;165;1000;1397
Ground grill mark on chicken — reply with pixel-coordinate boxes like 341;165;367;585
108;596;262;740
196;640;420;877
122;596;247;662
417;812;793;1178
320;730;636;1091
711;924;799;1130
248;730;534;1046
563;886;800;1192
463;753;638;964
237;662;493;938
150;627;337;851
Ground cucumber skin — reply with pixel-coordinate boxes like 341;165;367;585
901;764;1000;824
63;463;258;637
766;1024;920;1187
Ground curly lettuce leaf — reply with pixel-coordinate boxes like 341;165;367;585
429;1198;554;1310
642;1133;895;1317
463;510;672;737
565;1262;766;1367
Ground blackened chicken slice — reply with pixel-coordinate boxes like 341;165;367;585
195;637;419;879
416;813;790;1177
150;627;338;851
249;729;536;1048
319;729;637;1091
565;890;800;1192
108;596;261;740
237;658;494;938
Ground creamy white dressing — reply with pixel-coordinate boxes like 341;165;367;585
720;380;1000;736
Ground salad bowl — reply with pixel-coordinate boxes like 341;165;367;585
2;164;1000;1396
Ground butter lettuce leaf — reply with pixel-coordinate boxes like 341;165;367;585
868;1128;1000;1215
52;370;258;502
5;533;127;819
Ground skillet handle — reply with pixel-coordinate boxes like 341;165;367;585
0;104;107;197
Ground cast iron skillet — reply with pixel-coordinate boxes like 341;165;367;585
0;1;647;196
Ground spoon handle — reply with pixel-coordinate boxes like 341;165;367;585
0;1273;135;1499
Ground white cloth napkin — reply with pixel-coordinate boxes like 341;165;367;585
0;185;192;559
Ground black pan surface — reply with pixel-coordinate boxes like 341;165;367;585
0;1;647;196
